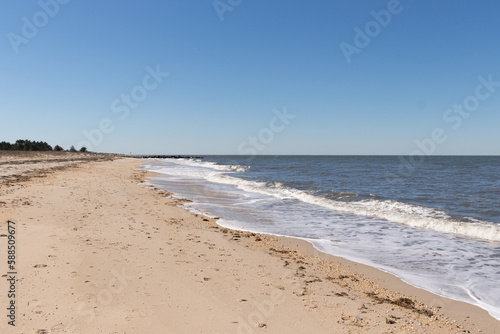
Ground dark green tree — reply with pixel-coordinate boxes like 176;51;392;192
2;139;54;151
0;141;12;150
12;139;27;150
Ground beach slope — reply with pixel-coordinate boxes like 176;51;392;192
0;157;497;333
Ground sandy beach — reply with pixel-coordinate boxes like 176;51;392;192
0;154;498;333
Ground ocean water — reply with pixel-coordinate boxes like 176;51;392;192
143;156;500;320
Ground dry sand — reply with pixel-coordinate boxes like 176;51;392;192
0;151;119;185
0;155;498;333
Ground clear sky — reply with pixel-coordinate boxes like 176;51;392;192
1;0;499;155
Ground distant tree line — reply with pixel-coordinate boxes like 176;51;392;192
0;139;87;152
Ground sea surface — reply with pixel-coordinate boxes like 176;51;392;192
143;156;500;320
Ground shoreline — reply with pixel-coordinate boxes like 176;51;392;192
145;162;500;333
274;236;500;332
0;156;497;333
214;219;500;327
144;162;499;333
217;222;500;323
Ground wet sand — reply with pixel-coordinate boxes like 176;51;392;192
0;155;498;333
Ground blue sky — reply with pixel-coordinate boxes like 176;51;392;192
1;0;499;155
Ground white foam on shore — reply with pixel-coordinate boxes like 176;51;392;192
204;172;500;242
143;158;500;321
148;158;500;242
